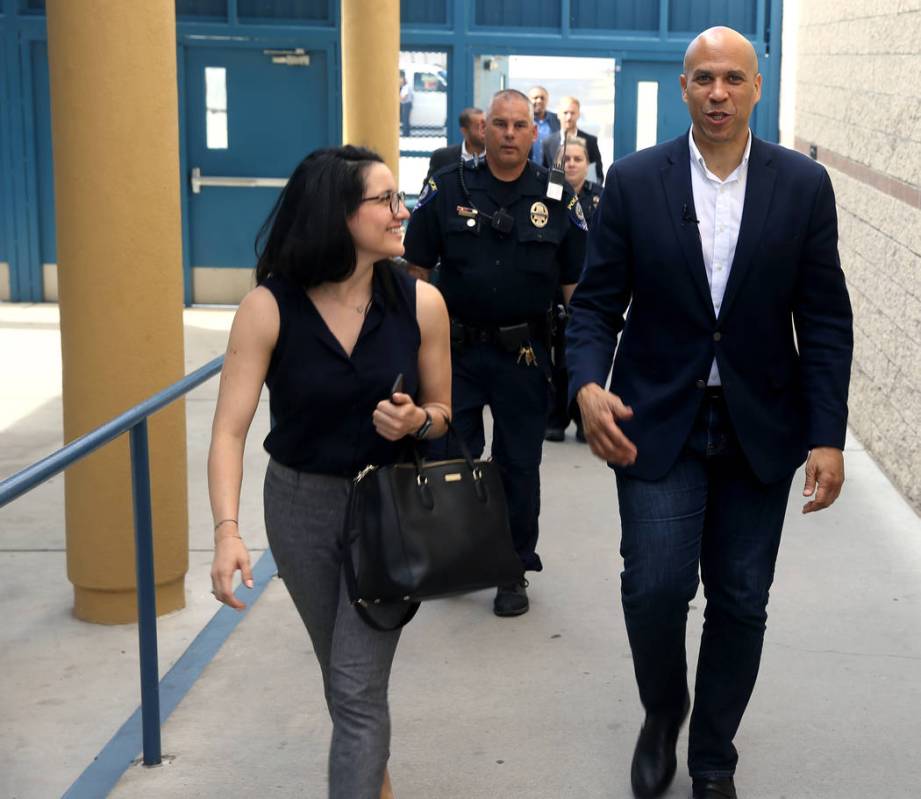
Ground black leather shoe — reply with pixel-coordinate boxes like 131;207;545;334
544;427;565;442
691;777;737;798
493;580;529;617
630;694;690;798
575;425;587;443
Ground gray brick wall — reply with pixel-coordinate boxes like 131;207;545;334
793;1;921;509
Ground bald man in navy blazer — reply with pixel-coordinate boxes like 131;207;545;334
566;28;853;799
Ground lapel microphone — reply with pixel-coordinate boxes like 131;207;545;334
682;202;700;225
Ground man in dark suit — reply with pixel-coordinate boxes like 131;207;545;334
527;85;560;164
566;27;852;799
541;96;604;184
424;107;485;182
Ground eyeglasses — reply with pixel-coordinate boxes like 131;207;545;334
360;190;406;215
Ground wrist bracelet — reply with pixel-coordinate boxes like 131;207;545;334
214;518;238;532
413;408;434;440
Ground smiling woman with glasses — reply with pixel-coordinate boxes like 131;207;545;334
207;145;451;799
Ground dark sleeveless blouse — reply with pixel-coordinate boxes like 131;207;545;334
261;264;421;476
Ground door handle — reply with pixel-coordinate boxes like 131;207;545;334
190;167;288;194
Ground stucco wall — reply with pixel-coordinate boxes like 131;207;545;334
792;0;921;509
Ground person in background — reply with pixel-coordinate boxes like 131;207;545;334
566;27;852;799
399;70;413;137
403;89;587;617
562;136;604;224
541;96;605;184
545;135;603;443
424;107;486;182
527;85;560;164
208;145;451;799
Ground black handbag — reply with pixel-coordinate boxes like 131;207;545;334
341;422;524;631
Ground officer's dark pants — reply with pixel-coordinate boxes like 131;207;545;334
547;318;582;433
614;392;793;779
433;340;549;572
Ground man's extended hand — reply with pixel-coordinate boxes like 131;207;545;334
576;383;637;466
802;446;845;513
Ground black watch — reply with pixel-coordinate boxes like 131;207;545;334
413;409;433;440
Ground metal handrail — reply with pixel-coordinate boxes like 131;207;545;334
0;354;225;766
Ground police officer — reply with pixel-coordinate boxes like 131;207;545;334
403;88;587;617
545;135;603;443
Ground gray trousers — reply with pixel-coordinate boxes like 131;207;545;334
264;459;402;799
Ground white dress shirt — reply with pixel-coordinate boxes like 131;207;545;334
461;139;483;166
688;128;752;386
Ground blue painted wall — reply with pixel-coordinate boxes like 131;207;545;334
1;0;783;302
30;39;54;268
1;0;46;300
669;0;757;34
0;33;8;272
570;0;659;31
0;0;341;301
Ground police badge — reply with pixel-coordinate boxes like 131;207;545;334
530;201;549;228
567;194;589;232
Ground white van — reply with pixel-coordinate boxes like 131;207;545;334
401;64;447;133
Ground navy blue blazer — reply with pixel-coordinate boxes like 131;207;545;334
424;144;462;183
566;133;853;484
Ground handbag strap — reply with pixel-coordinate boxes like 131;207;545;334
340;483;420;632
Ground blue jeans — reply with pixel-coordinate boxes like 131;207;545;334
615;391;794;779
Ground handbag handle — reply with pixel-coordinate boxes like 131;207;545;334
408;417;487;502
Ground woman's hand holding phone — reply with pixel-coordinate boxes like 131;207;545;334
372;372;426;441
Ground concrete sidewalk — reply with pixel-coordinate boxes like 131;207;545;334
2;303;921;798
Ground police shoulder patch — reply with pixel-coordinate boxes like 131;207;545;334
413;177;438;211
568;195;588;232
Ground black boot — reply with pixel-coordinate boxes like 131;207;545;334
630;693;690;798
691;777;737;798
493;579;529;617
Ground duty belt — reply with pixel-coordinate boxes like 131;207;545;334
450;318;549;353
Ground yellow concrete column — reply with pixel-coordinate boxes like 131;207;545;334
46;1;188;623
341;0;400;176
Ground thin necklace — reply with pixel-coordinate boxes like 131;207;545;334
353;297;373;316
315;286;372;315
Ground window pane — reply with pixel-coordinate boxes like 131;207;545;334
399;50;449;194
400;156;431;199
636;81;658;150
205;67;228;150
474;54;616;184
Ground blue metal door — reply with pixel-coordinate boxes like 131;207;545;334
615;60;688;160
182;45;328;298
31;39;56;295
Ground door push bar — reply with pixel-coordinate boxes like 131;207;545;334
190;166;288;194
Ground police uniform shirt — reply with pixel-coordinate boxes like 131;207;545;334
403;161;587;327
577;180;604;229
